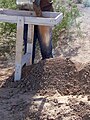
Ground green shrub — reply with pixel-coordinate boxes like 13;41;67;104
0;0;17;34
0;0;16;9
52;0;80;48
0;0;17;57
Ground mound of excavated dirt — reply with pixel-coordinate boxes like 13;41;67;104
0;57;90;120
3;57;90;95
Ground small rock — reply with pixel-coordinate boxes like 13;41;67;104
88;96;90;101
82;114;90;120
79;101;85;106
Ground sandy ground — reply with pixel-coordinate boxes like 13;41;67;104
55;4;90;64
0;4;90;120
71;4;90;63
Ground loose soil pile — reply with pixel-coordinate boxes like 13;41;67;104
5;57;90;95
0;57;90;120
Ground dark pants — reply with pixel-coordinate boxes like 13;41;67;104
23;24;53;64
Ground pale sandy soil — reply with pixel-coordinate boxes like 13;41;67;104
71;4;90;63
55;4;90;64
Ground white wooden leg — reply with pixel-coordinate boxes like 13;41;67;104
14;17;24;81
26;24;34;65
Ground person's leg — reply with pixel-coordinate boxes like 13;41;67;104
32;25;53;63
23;24;28;54
32;0;54;63
38;26;53;60
38;0;53;60
32;25;38;64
